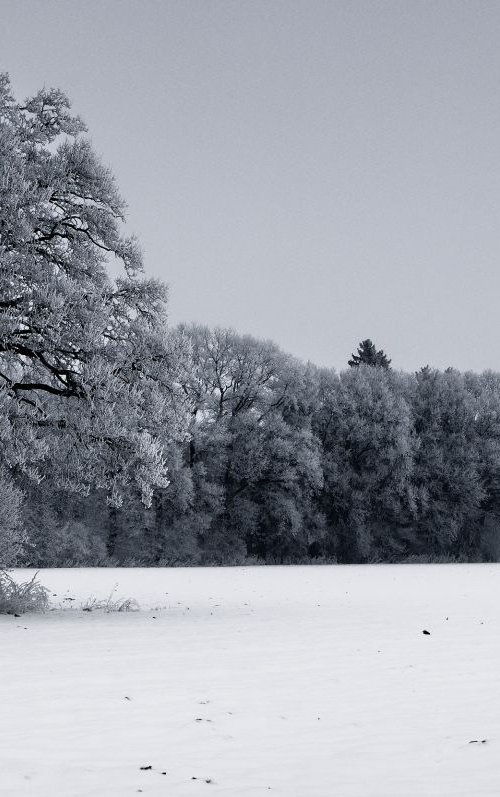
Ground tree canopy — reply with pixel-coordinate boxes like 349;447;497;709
0;73;188;512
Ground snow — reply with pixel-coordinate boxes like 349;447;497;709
2;563;500;796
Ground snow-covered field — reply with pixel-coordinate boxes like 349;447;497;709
2;564;500;796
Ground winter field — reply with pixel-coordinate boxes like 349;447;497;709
1;565;500;796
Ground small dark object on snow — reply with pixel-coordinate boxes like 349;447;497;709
205;779;212;784
192;776;197;780
14;613;21;618
83;607;92;612
124;696;131;701
140;765;152;770
469;740;478;744
422;629;431;635
161;771;167;775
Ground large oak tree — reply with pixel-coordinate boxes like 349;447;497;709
0;73;188;560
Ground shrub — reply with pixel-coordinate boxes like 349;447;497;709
0;472;26;567
398;552;471;564
0;570;49;614
25;519;109;567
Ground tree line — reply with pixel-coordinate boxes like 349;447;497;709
2;75;500;567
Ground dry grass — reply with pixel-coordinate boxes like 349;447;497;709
0;570;49;614
81;587;139;613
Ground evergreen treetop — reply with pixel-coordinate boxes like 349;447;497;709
348;339;391;369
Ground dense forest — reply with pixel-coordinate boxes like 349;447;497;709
2;75;500;568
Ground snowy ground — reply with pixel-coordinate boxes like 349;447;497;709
1;564;500;796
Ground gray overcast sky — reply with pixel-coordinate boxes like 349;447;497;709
3;0;500;372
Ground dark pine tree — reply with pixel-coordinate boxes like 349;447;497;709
348;339;391;369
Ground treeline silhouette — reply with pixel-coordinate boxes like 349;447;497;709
21;330;500;566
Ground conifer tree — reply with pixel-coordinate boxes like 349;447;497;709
348;339;391;368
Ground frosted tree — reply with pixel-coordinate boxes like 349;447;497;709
0;73;189;533
313;366;415;561
410;368;483;556
178;326;324;562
